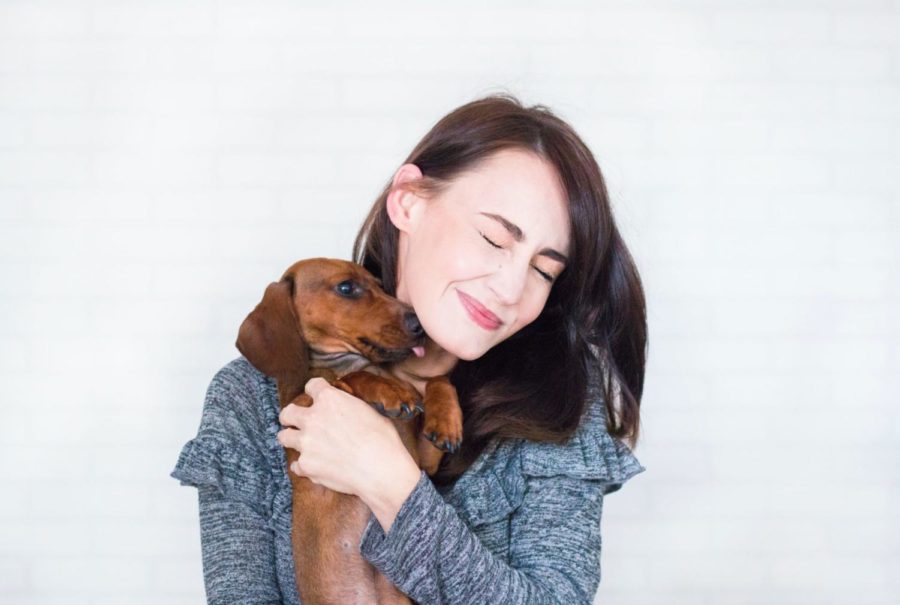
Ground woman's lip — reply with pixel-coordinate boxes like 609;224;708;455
457;290;502;330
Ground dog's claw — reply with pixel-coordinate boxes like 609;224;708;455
424;431;458;453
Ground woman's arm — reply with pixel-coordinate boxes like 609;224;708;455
359;469;607;605
172;360;286;604
361;453;424;533
278;376;627;604
195;484;283;604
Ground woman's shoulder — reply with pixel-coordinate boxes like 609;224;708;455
202;356;279;428
208;355;276;403
438;397;645;528
170;356;282;503
512;392;646;494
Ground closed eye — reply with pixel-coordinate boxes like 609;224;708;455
481;233;502;249
535;268;555;283
481;232;555;283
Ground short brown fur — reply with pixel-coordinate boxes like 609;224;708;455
236;257;463;605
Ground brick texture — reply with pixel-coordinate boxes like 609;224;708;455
0;1;897;603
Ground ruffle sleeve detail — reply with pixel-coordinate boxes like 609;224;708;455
171;435;222;489
171;432;277;516
169;357;282;520
433;392;647;531
518;396;645;494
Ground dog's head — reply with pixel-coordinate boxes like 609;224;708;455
236;257;425;380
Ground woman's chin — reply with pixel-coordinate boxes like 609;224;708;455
443;338;489;362
425;315;497;361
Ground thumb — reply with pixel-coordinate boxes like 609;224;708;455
304;376;331;399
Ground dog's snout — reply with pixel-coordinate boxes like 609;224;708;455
404;312;424;338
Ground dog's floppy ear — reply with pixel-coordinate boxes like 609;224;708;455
236;277;309;380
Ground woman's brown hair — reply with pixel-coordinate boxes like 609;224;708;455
352;92;647;486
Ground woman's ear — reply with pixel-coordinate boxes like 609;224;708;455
386;163;426;234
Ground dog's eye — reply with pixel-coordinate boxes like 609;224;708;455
335;280;362;298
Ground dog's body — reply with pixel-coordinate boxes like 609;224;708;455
236;258;463;605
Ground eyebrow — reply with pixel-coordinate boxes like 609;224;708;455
479;212;569;264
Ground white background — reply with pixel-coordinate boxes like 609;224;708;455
0;1;897;603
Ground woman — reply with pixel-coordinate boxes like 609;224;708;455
171;92;647;604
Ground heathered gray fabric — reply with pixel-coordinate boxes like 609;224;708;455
171;356;645;604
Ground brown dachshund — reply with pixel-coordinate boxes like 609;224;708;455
235;257;463;605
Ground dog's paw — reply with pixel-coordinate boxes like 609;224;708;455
422;414;463;454
339;371;423;421
370;380;423;421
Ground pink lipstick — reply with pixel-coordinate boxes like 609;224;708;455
457;290;502;331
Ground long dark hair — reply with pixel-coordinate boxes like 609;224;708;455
352;92;647;486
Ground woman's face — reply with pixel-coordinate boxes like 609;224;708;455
388;148;571;363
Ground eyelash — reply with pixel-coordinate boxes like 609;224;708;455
480;232;555;283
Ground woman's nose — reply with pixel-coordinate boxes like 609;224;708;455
487;259;528;306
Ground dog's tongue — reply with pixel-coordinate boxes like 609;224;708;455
411;346;426;358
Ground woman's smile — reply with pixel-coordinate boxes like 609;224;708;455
456;289;503;331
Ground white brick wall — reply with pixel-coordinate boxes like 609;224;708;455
0;1;897;603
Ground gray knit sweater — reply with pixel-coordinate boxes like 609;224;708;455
171;356;645;604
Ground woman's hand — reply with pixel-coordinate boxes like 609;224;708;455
276;376;420;506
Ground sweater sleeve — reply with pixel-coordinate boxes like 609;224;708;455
358;469;609;605
358;393;645;605
171;361;284;605
194;484;283;604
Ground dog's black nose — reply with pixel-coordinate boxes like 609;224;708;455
404;312;424;338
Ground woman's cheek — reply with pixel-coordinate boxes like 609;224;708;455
451;236;493;278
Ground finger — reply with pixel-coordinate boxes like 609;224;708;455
279;403;305;427
276;427;301;448
304;376;331;399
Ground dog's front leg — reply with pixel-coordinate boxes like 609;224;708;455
418;376;463;453
335;371;423;421
406;376;462;476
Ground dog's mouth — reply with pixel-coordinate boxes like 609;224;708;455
306;347;372;374
358;337;424;363
312;350;363;361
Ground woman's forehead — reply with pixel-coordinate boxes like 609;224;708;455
448;156;570;247
454;156;562;203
